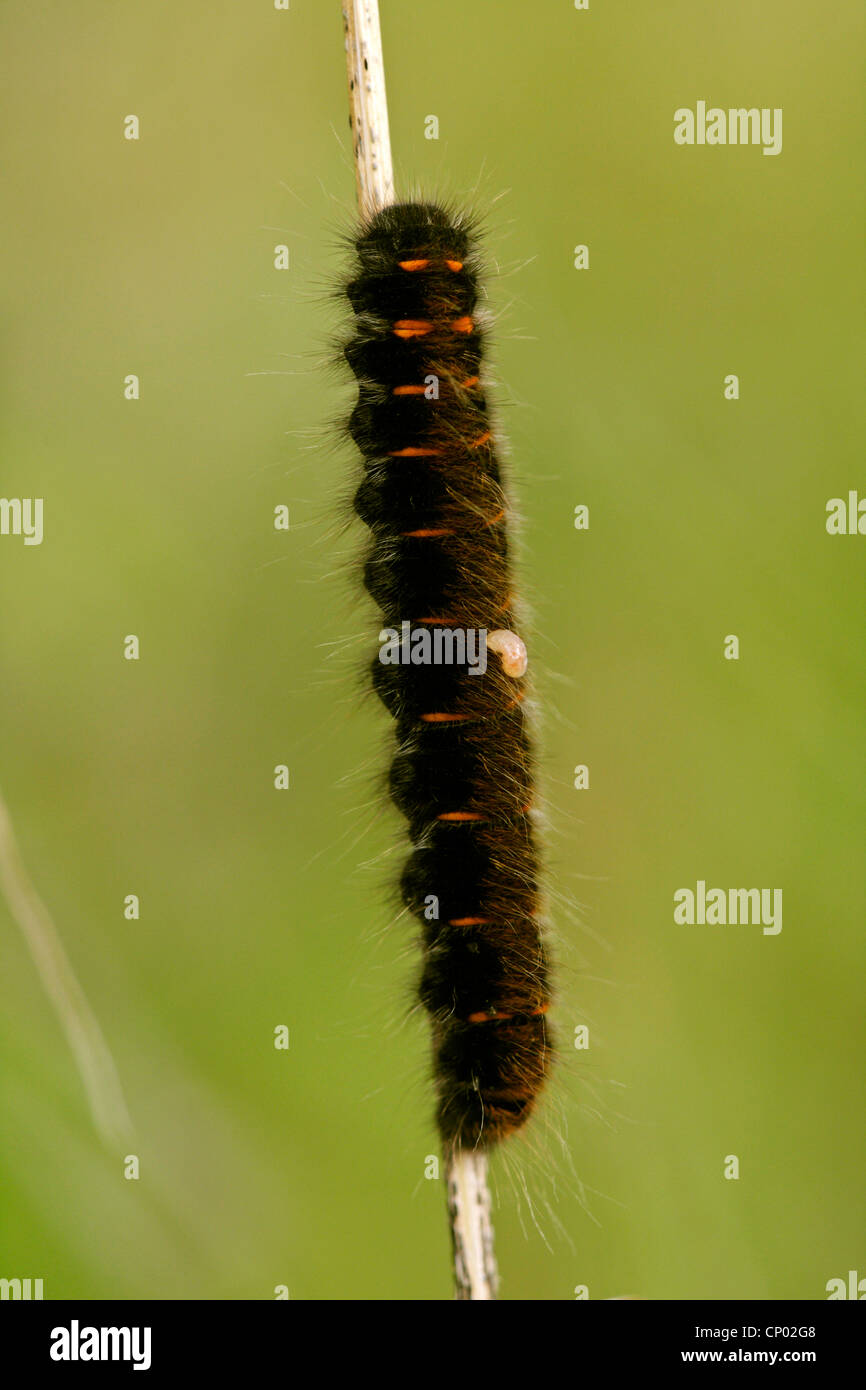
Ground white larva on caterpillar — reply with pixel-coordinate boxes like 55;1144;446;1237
487;629;529;679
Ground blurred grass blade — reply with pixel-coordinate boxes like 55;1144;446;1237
0;785;133;1149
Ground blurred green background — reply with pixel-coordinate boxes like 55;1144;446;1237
1;1;863;1301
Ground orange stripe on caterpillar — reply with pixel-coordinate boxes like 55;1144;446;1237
439;807;530;822
395;376;477;395
403;510;502;539
396;257;463;273
388;440;489;458
449;914;538;927
395;316;473;337
393;319;432;338
467;1002;549;1025
416;609;527;624
420;694;522;724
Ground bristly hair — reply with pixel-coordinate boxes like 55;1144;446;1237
343;199;552;1151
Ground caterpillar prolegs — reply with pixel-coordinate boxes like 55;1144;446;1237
345;202;552;1151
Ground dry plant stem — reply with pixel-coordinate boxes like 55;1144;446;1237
0;785;133;1149
445;1150;500;1300
342;0;395;218
341;0;499;1301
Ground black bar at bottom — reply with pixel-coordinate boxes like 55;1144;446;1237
1;1299;861;1375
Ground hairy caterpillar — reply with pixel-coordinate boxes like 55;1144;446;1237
344;201;552;1151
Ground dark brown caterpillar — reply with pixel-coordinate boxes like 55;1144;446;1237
344;201;551;1150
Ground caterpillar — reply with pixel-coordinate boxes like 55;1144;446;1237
344;200;552;1152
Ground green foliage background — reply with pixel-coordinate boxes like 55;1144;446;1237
1;1;862;1300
